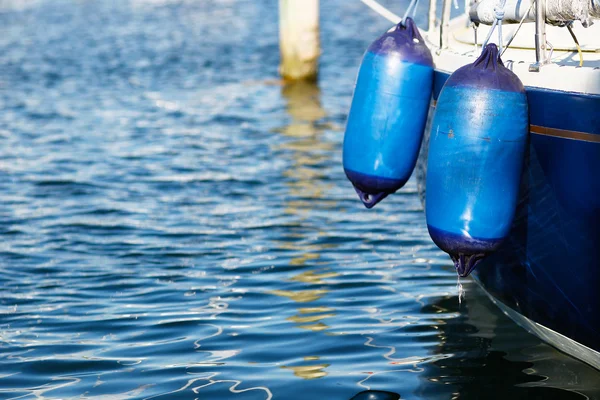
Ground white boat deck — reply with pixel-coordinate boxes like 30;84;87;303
424;16;600;95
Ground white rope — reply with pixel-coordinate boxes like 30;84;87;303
481;20;498;49
360;0;402;24
402;0;420;22
497;5;505;53
481;0;506;54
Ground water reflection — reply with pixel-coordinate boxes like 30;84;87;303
281;362;331;380
291;270;339;284
173;373;274;399
270;81;340;380
276;80;336;212
272;80;337;270
6;0;599;398
415;290;596;399
269;289;328;303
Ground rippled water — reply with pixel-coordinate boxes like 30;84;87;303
0;1;598;399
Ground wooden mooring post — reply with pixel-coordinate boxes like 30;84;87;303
279;0;320;81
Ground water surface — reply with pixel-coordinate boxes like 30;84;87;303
0;0;598;399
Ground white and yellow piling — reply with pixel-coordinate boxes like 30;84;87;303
279;0;320;81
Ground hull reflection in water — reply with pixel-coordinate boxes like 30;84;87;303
413;282;600;399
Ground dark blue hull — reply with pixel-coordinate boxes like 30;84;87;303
417;70;600;368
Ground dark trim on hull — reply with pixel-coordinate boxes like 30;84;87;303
530;125;600;143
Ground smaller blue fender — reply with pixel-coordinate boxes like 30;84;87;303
425;44;528;276
343;18;434;208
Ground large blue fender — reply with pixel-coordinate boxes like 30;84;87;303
426;44;528;276
343;18;434;208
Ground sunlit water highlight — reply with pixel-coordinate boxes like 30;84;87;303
0;0;598;399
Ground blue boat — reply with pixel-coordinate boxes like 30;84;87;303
357;0;600;370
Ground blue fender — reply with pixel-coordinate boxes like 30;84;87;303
343;18;434;208
426;44;528;276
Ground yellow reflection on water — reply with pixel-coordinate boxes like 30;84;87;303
280;80;327;131
281;364;330;380
269;289;328;303
298;307;334;314
273;80;339;272
304;356;320;361
275;81;337;212
287;313;336;324
290;270;339;284
296;322;329;332
267;81;345;381
289;252;320;266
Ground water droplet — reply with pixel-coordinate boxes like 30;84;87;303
456;272;464;305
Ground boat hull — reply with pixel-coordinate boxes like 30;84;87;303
416;70;600;370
